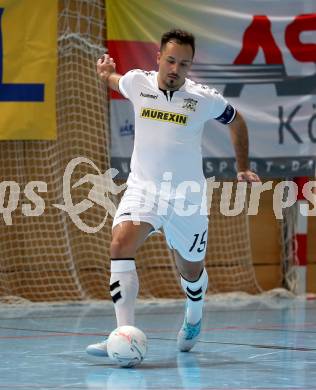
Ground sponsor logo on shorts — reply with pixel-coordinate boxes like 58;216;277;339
140;92;158;99
140;108;188;125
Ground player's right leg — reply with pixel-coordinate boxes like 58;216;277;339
86;183;163;357
86;221;154;356
109;221;154;328
86;221;153;357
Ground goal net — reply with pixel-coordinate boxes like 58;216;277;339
0;0;261;304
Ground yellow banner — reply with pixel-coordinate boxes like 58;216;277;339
107;0;195;42
0;0;57;140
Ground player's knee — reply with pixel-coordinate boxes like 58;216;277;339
182;269;203;282
180;262;204;282
110;236;137;258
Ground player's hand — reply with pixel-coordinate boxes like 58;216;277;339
96;54;116;82
237;170;261;183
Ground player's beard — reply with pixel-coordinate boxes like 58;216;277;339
166;79;176;89
165;76;181;90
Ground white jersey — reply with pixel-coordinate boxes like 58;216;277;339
118;69;236;203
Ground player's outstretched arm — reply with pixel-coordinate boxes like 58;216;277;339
228;111;261;183
96;53;122;93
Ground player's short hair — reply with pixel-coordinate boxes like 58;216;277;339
160;29;195;58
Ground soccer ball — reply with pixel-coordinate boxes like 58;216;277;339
107;326;147;368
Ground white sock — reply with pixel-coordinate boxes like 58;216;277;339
180;268;208;325
110;258;139;328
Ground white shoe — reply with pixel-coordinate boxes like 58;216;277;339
177;318;201;352
86;339;108;357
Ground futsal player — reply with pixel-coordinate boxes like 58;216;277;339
86;29;260;356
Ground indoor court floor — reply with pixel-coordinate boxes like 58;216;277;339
0;296;316;390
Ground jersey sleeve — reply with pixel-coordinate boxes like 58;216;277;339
118;69;139;101
204;87;237;124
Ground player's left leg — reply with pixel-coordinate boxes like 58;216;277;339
164;211;209;352
174;252;208;352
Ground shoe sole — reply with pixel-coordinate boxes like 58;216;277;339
86;347;108;357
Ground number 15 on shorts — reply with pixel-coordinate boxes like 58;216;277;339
189;230;207;253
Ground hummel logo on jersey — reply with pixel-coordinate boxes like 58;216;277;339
182;98;198;112
140;92;158;99
140;108;188;125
